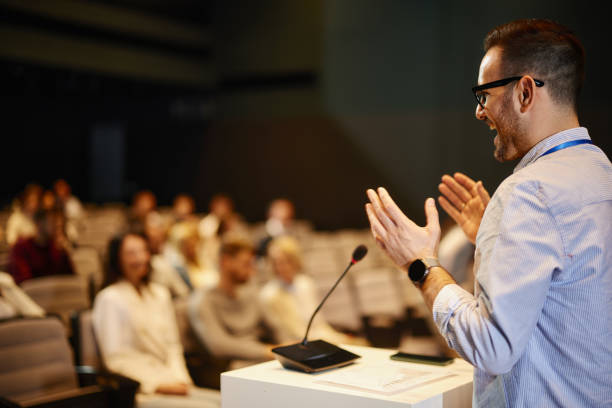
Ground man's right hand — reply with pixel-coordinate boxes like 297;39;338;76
438;172;490;244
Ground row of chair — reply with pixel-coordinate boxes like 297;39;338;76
0;315;138;408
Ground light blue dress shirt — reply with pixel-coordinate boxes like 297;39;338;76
433;127;612;407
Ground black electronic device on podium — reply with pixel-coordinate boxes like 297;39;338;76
272;245;367;373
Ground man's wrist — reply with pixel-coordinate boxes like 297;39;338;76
407;257;441;287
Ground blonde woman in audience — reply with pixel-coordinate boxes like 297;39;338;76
92;233;220;407
144;212;190;298
169;221;218;290
259;236;363;345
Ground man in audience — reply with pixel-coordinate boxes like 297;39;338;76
172;194;196;223
253;198;313;257
53;179;85;243
198;194;248;240
6;183;42;246
188;235;275;367
8;209;75;284
127;190;157;234
40;190;57;211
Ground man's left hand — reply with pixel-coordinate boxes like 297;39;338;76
365;187;441;268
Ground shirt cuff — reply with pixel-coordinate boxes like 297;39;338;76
432;283;473;335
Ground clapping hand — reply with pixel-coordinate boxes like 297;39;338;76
437;172;490;244
365;187;441;268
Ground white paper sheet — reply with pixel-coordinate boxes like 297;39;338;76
317;363;455;395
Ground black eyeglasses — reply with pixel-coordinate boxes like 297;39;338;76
472;76;544;109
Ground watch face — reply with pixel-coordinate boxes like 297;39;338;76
409;259;426;282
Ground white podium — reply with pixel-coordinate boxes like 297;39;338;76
221;345;473;407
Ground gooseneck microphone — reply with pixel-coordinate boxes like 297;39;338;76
272;245;368;373
301;245;368;345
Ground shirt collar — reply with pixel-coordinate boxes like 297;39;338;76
514;127;591;173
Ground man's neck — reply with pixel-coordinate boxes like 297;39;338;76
526;108;580;151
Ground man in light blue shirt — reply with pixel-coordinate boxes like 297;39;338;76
365;19;611;407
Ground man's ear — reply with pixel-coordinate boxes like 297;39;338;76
517;76;536;113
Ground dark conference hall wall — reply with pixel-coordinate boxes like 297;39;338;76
2;0;610;230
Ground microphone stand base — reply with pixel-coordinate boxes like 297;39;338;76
272;339;361;373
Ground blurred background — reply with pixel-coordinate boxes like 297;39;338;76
1;2;611;400
1;0;610;228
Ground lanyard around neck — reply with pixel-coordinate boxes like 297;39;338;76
540;139;593;158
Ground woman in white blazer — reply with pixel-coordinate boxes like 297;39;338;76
92;232;219;407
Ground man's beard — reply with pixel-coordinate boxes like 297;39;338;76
494;91;525;162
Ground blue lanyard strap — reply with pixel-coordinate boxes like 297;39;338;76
540;139;594;158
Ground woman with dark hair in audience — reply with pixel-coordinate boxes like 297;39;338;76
92;233;219;407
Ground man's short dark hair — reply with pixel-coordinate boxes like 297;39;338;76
220;235;254;258
484;19;585;110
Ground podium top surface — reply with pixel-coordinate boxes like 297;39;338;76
221;345;474;407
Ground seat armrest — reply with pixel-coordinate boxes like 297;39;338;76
75;365;139;408
76;365;98;387
18;385;107;408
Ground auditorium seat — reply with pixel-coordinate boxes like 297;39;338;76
173;297;202;354
20;275;90;329
69;310;140;407
70;246;104;297
70;309;101;369
0;316;108;407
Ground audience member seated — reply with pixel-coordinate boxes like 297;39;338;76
189;235;275;368
168;220;218;290
144;212;190;298
6;183;42;246
92;233;220;407
40;189;57;211
0;271;45;319
53;179;85;243
198;194;248;274
8;209;75;285
127;190;157;234
198;194;248;240
172;194;197;223
259;236;361;345
253;198;313;257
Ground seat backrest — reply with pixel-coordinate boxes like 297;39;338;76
0;317;78;402
72;309;102;370
20;275;90;326
70;247;104;295
352;267;406;318
173;297;201;354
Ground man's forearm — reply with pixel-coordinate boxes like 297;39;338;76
415;267;457;311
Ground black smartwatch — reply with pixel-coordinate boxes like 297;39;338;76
408;257;441;286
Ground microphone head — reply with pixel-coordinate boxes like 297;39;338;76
351;245;368;263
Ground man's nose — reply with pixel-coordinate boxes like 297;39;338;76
475;103;487;121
